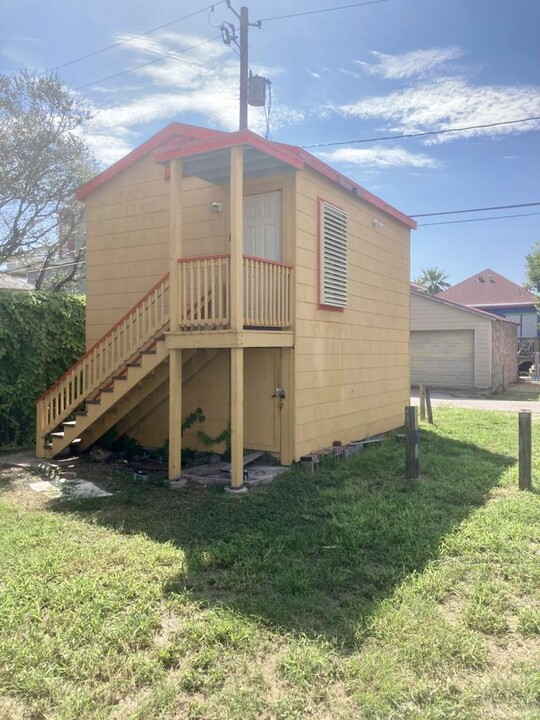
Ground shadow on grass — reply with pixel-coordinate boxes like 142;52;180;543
50;424;515;648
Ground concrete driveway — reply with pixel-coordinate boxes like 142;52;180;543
410;387;540;414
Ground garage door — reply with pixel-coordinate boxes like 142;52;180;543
411;330;474;388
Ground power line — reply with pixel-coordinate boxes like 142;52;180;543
417;212;540;227
53;2;226;71
258;0;388;23
302;116;540;148
74;36;221;91
411;201;540;218
5;257;87;274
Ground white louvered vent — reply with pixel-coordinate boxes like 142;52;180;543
320;201;348;308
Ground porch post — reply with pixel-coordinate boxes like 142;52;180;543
168;158;183;479
230;145;244;332
169;159;183;328
230;347;244;489
229;146;245;489
168;349;183;479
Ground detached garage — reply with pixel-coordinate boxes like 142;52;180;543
411;289;518;390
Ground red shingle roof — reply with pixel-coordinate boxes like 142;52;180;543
437;268;537;307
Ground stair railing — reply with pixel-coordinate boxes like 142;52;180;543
36;273;170;439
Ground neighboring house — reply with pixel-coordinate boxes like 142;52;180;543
0;272;34;292
411;287;518;390
36;122;416;487
2;208;86;293
437;268;539;339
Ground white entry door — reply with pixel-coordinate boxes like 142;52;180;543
243;191;282;261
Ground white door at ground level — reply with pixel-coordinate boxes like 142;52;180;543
411;330;475;388
243;191;282;261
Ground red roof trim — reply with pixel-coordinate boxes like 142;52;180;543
77;123;415;229
76;122;227;200
299;150;416;229
153;129;305;171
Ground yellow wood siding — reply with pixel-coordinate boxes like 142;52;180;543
83;147;411;462
134;348;280;453
293;168;411;458
85;153;228;346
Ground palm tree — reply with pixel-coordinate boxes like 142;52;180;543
414;267;451;295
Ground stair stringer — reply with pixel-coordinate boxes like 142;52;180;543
107;348;222;443
43;338;169;459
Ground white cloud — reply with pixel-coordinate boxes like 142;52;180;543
339;78;540;143
86;132;136;167
83;31;302;165
356;47;463;79
319;145;440;169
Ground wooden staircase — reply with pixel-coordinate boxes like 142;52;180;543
36;273;219;459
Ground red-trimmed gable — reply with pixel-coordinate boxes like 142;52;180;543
77;122;227;200
437;268;536;307
76;122;416;229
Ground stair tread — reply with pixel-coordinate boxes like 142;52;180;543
39;320;172;459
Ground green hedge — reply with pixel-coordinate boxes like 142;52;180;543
0;291;85;447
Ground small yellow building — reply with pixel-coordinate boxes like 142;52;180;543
36;123;416;488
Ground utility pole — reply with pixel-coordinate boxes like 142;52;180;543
223;2;261;131
239;6;248;130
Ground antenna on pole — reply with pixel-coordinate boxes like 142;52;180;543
223;2;262;131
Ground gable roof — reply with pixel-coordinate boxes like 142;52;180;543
77;122;416;230
437;268;537;308
77;122;227;201
411;286;517;324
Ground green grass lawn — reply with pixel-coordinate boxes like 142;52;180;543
0;408;539;720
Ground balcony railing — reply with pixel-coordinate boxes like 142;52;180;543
243;255;292;328
178;254;230;329
175;254;293;331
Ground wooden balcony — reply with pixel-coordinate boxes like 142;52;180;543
174;254;293;332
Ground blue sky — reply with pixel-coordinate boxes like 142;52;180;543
2;0;539;286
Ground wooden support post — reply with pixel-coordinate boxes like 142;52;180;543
230;347;244;489
405;405;419;480
168;349;183;480
519;410;532;491
169;159;183;329
419;384;426;420
425;385;434;425
230;146;244;332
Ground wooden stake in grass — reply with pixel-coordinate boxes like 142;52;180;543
419;384;426;420
425;385;434;425
518;410;532;491
405;405;419;480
